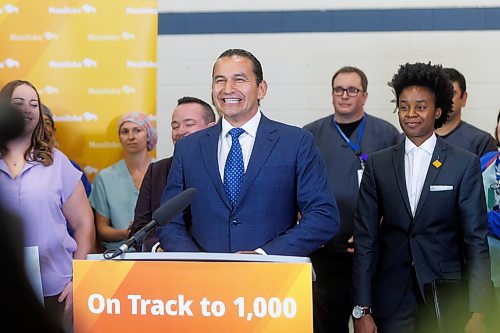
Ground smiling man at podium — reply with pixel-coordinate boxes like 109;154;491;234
156;48;340;256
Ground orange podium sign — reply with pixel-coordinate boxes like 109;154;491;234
74;253;313;332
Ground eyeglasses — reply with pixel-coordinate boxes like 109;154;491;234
332;87;363;97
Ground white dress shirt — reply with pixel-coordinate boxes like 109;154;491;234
404;134;436;216
218;111;261;181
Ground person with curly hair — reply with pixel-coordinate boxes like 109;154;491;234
0;80;95;332
352;63;493;333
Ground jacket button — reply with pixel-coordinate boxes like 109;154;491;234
231;220;238;226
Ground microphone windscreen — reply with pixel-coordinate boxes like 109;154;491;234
0;98;25;145
152;188;197;225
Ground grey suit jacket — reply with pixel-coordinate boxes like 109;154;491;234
353;136;492;317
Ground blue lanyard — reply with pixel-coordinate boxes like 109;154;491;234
333;114;367;166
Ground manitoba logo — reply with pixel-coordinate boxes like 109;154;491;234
44;31;58;40
0;4;19;14
48;3;96;14
126;60;156;68
82;58;97;68
88;85;136;95
88;87;120;95
122;85;136;94
48;58;97;68
44;86;59;95
121;32;135;40
81;4;96;14
53;112;97;122
37;85;59;95
83;112;98;121
83;165;98;175
87;31;135;42
10;34;43;41
0;58;20;68
89;141;122;149
125;7;157;14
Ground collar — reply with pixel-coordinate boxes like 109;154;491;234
221;110;261;138
405;133;437;155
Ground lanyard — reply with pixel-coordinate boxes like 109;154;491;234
333;114;368;168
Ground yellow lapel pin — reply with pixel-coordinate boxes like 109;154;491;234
432;159;442;168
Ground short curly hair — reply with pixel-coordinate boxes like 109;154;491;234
389;62;453;129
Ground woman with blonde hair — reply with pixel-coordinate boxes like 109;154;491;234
0;80;95;332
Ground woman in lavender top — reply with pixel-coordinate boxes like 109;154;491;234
0;80;95;332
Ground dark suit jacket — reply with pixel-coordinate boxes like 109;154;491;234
353;137;491;317
156;114;340;256
131;157;172;251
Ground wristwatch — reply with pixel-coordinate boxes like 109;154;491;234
352;305;372;319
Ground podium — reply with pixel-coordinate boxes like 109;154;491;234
74;253;314;333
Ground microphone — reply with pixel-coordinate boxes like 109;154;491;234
104;188;197;259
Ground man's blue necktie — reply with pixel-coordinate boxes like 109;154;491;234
224;128;245;207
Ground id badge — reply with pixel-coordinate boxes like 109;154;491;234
357;169;364;187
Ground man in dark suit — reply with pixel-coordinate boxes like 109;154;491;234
130;96;216;251
156;48;339;255
353;62;492;333
304;66;400;333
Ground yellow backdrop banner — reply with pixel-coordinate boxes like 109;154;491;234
73;260;313;332
0;0;157;181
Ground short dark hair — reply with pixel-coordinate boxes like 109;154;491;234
389;62;454;129
177;96;216;123
443;67;466;98
331;66;368;91
213;48;263;86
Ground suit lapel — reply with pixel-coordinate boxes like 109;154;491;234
393;141;413;218
200;122;232;209
234;115;279;209
413;137;447;219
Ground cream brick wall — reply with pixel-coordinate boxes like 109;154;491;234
155;2;500;157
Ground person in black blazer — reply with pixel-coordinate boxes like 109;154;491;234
353;62;492;333
130;97;216;251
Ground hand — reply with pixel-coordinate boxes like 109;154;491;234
465;313;486;333
58;281;73;314
156;246;164;252
354;315;377;333
347;235;354;254
236;250;260;254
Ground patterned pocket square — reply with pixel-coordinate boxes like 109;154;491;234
430;185;453;191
